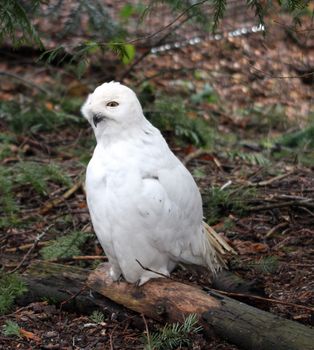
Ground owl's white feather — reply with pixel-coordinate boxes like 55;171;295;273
82;82;228;285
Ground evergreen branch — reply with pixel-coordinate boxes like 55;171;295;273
212;0;227;32
129;0;209;44
144;314;202;350
246;0;265;27
283;0;310;12
0;0;43;48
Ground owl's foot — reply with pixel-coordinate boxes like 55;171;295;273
110;265;122;281
115;274;125;284
137;270;170;286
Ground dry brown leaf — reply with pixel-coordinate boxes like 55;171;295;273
45;102;54;110
233;240;269;255
19;328;41;343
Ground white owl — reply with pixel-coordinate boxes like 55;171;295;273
82;82;230;285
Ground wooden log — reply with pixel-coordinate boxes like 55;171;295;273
18;261;132;320
20;261;314;350
88;263;314;350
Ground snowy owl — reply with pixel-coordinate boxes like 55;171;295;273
82;82;230;285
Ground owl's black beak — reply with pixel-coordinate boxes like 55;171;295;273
93;114;105;127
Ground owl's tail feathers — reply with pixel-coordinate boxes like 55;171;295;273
202;221;236;273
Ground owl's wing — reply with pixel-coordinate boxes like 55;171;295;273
134;153;204;263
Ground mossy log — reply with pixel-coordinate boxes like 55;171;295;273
18;261;130;318
20;261;314;350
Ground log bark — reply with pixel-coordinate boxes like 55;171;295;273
20;261;314;350
18;261;131;319
88;263;314;350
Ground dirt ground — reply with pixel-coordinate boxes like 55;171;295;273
0;2;313;349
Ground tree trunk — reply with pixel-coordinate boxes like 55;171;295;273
20;261;314;350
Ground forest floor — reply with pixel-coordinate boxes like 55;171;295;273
0;3;313;350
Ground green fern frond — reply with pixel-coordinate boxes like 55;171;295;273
16;162;47;195
144;313;202;350
0;161;73;227
44;163;73;188
203;185;257;224
90;310;105;324
15;161;73;196
149;95;214;147
0;99;82;134
278;124;314;149
249;256;279;274
40;231;92;260
0;273;28;315
227;151;270;166
2;320;21;338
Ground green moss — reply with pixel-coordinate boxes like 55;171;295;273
0;274;27;315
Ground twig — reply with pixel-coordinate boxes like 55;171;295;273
0;71;49;95
135;67;195;87
273;194;312;201
135;259;172;280
9;224;53;273
220;180;232;191
5;241;50;252
246;62;314;80
182;149;222;169
59;285;87;312
288;264;314;268
247;171;294;187
128;0;208;45
209;288;314;312
273;20;314;33
182;149;207;166
248;199;314;212
48;255;108;263
265;222;289;238
109;325;117;350
120;12;192;81
298;206;314;217
142;314;151;347
39;180;83;214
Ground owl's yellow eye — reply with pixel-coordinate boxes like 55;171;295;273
107;101;119;107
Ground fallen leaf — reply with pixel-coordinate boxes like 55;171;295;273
45;102;54;110
233;240;269;254
20;328;41;343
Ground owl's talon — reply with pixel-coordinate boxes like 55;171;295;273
135;279;141;287
114;274;124;284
